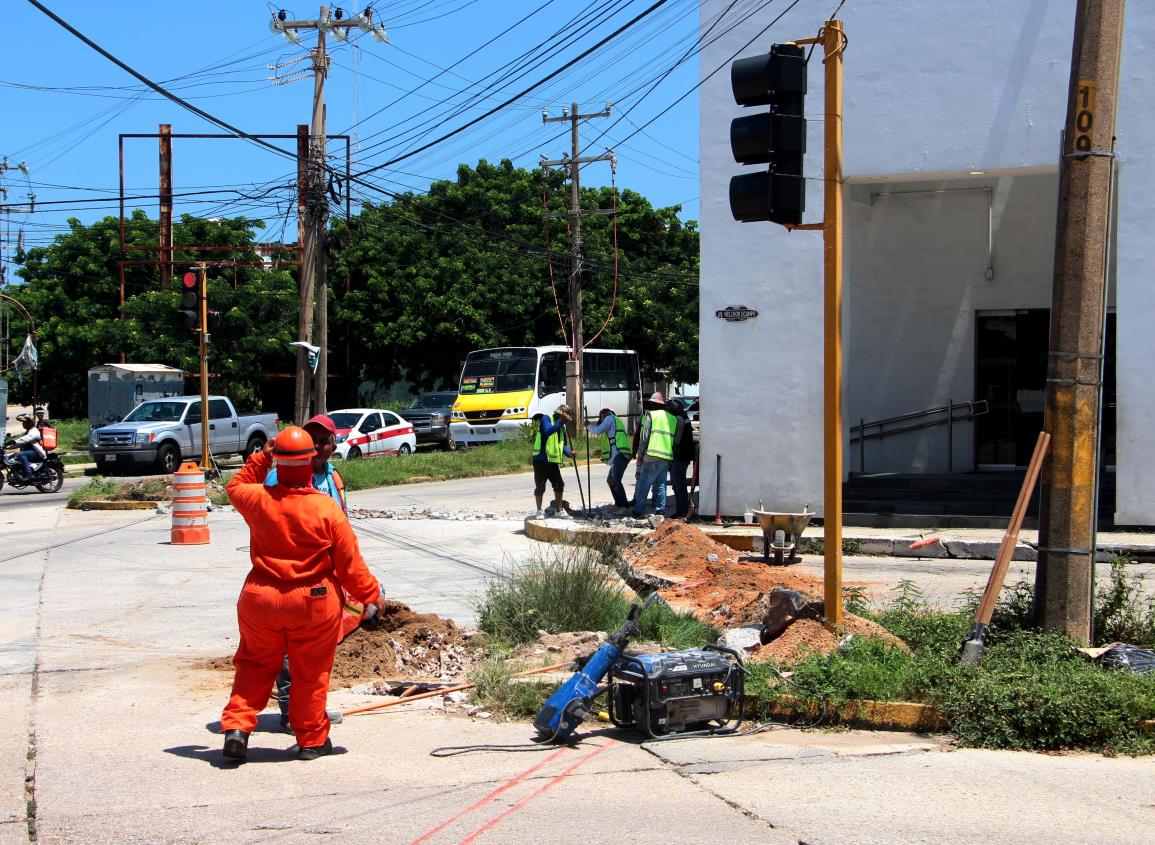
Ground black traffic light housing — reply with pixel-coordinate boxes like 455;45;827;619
729;43;807;225
180;269;203;330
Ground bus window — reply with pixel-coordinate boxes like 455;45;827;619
539;351;566;396
459;348;537;394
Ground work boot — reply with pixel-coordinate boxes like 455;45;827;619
297;738;333;761
221;729;249;761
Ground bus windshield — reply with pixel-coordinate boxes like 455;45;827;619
459;348;537;394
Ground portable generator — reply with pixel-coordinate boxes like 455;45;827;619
607;645;745;739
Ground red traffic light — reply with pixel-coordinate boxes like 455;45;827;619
182;271;198;289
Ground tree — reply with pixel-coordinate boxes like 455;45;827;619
330;159;698;394
12;211;297;417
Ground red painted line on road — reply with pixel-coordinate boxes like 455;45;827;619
455;741;618;845
406;746;570;845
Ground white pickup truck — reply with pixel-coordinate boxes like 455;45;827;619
89;395;279;474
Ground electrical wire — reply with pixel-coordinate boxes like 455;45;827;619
351;0;672;176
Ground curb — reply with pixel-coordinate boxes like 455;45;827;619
523;518;643;547
523;519;1155;562
749;693;950;733
68;499;162;511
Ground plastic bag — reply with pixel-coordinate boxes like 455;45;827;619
1095;643;1155;674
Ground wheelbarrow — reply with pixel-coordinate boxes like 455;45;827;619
752;509;814;565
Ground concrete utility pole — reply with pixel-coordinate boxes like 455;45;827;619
541;102;613;431
158;124;173;290
1035;0;1125;644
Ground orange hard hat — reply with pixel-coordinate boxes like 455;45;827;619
272;426;317;467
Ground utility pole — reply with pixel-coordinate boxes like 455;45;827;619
1035;0;1125;644
158;124;173;290
273;7;374;422
541;102;613;432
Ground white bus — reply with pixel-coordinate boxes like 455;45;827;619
450;346;642;446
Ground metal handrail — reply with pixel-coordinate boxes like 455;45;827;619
849;399;989;474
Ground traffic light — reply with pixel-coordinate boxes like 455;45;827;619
728;43;807;225
180;269;203;330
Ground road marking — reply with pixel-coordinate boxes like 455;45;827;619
406;746;570;845
455;740;618;845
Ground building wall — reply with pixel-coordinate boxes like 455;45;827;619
698;0;1155;522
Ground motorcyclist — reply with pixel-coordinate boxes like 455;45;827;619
10;415;46;479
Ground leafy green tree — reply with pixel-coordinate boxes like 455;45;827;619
330;159;698;393
12;211;297;417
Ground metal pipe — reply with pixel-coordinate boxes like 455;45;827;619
714;453;722;525
859;416;865;474
947;397;954;474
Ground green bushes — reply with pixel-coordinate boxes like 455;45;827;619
475;543;717;651
747;576;1155;755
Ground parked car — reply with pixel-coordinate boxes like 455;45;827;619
397;392;458;450
88;395;279;474
329;408;417;459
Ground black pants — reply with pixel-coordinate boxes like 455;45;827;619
533;460;564;496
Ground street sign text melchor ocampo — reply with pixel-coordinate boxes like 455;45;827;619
715;305;759;322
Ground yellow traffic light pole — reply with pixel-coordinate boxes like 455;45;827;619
198;262;210;472
793;20;845;630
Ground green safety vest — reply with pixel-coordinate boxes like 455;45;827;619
600;415;631;464
613;416;630;453
533;416;567;464
645;410;676;461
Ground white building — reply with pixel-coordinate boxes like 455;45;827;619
698;0;1154;525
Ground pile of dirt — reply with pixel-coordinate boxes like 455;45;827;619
197;599;486;689
621;521;906;663
330;599;479;686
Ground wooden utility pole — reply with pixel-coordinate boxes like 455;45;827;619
1035;0;1125;644
277;6;368;422
541;102;613;431
158;124;173;290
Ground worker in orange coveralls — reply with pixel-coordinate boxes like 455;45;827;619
220;425;386;762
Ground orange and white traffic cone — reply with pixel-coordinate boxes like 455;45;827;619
171;461;210;545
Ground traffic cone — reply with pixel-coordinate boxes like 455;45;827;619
171;461;210;545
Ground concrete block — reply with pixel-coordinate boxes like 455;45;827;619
893;539;948;559
852;537;894;556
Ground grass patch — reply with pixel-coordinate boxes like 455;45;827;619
746;575;1155;755
476;543;718;651
468;654;555;719
337;439;529;491
68;475;230;507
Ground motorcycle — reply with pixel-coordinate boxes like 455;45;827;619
2;437;65;494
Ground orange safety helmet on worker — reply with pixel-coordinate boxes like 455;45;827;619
219;425;385;762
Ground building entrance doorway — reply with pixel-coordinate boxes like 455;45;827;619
975;309;1115;469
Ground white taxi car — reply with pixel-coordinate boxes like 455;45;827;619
328;408;417;459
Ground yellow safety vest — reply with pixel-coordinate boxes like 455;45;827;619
533;416;567;464
645;410;675;461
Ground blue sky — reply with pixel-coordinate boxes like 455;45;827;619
1;0;730;257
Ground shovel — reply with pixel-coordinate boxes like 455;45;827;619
960;431;1050;664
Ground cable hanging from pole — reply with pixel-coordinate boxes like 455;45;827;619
541;168;570;349
583;152;619;350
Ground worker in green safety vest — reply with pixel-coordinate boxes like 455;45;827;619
587;407;632;509
632;392;679;517
529;404;574;520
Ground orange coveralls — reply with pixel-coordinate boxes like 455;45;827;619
221;450;381;748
